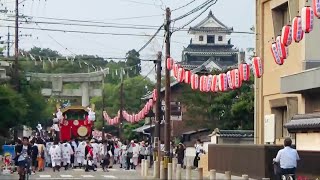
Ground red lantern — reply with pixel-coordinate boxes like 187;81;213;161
313;0;320;18
199;76;208;92
152;89;157;102
252;57;263;78
271;42;284;65
177;68;185;83
276;35;288;60
292;16;304;42
218;73;228;92
226;71;234;89
211;75;219;92
166;57;174;70
231;69;241;89
239;63;250;81
191;73;199;90
281;25;292;46
184;71;191;84
173;64;180;78
206;75;213;92
301;6;314;33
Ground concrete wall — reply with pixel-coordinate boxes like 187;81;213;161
217;137;254;145
296;133;320;151
255;0;320;144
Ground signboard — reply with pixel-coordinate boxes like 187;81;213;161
264;114;275;144
161;101;182;121
2;145;15;161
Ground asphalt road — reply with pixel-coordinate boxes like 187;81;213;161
0;165;144;180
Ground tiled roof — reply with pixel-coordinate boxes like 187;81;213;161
184;44;238;53
284;113;320;131
209;129;254;138
189;27;233;33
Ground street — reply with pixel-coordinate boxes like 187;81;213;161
0;165;143;179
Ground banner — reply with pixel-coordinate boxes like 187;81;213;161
2;145;15;161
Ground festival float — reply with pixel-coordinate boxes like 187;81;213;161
53;105;96;141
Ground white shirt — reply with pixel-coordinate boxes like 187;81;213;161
275;146;300;169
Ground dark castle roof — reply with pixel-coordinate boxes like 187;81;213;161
184;44;238;53
285;113;320;132
189;10;233;34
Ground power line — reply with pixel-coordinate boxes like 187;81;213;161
172;0;196;12
0;18;162;30
173;0;218;33
172;0;214;22
0;25;164;37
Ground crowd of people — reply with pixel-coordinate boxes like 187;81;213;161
10;133;209;180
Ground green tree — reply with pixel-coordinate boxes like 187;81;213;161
125;49;141;77
91;75;154;137
0;85;27;136
178;72;254;130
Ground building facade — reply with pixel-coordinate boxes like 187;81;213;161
180;10;244;72
255;0;320;145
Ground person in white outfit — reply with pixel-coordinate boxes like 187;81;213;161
61;141;73;170
132;140;140;169
76;141;86;168
49;141;61;172
90;139;99;168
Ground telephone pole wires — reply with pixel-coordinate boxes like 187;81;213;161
154;51;162;178
164;7;171;180
14;0;20;91
119;68;124;141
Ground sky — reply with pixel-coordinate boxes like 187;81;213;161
0;0;255;78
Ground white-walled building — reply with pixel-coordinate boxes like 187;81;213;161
181;10;244;72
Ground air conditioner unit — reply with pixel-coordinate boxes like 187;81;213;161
264;114;275;144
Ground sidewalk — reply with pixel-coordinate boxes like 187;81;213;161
144;168;257;180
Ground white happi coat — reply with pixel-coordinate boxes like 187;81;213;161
61;143;73;164
45;142;53;164
76;141;86;164
49;145;61;167
91;143;99;164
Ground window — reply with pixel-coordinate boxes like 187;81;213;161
218;36;223;41
207;35;215;44
272;2;289;36
199;35;203;41
273;106;288;139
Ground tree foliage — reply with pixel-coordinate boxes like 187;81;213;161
178;72;254;130
91;75;154;139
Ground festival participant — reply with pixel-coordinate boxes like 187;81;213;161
30;139;38;175
90;139;99;168
15;137;32;180
70;139;77;168
61;140;73;170
84;139;96;172
132;140;140;169
100;140;110;172
45;140;53;167
36;138;45;172
76;141;86;168
49;141;61;172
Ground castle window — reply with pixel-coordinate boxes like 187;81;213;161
207;35;215;44
199;35;203;41
218;36;223;41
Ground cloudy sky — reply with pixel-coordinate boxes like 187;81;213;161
0;0;255;78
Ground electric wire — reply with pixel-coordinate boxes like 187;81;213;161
173;0;218;33
172;0;196;12
172;0;214;22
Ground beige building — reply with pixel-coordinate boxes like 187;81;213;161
255;0;320;144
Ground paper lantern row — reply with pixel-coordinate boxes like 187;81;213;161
103;89;157;125
166;57;263;93
272;3;318;65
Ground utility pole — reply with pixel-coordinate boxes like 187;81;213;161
14;0;19;91
119;68;124;141
164;7;171;180
154;51;162;178
102;78;105;141
7;26;10;57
